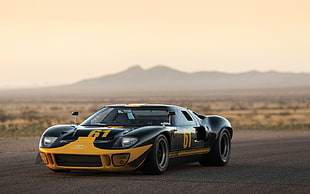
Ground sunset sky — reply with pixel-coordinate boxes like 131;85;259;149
1;0;310;88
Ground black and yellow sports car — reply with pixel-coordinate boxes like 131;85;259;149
38;104;233;174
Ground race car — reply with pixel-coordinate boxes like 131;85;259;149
38;104;233;174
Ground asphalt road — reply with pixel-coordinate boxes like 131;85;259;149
0;131;309;194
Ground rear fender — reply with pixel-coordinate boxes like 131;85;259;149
204;115;233;146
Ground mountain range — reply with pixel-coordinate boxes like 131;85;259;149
68;65;310;91
2;65;310;96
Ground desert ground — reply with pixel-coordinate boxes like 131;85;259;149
1;88;310;138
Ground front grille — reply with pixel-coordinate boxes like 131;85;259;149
54;154;102;167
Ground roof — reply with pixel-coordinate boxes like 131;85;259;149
106;104;180;109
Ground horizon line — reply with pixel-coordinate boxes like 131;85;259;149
1;65;309;90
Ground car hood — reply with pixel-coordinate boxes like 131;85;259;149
40;124;162;149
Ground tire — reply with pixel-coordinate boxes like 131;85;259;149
199;128;231;166
140;134;169;175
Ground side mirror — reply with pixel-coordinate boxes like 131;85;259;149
72;111;79;116
72;111;79;125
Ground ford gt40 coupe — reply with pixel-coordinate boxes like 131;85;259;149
38;104;233;174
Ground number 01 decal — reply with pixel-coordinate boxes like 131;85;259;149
183;131;191;148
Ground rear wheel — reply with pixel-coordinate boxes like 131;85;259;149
140;134;169;175
199;128;231;166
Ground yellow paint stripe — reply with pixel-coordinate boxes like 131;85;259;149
124;104;143;107
40;137;152;163
169;148;211;158
40;137;153;171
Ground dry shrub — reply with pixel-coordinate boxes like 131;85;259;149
0;93;309;137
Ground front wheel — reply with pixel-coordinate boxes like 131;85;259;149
199;128;231;166
140;134;169;175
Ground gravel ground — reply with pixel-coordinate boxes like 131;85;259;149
0;130;309;194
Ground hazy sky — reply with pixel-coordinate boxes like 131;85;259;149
1;0;310;88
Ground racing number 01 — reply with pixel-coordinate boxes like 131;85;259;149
183;131;191;148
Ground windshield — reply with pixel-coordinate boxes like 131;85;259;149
81;107;169;126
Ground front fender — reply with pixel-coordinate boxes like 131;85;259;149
40;125;77;148
42;125;76;137
125;126;172;148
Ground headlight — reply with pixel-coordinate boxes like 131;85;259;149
122;137;138;147
43;136;58;146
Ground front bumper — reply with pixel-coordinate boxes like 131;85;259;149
39;137;152;171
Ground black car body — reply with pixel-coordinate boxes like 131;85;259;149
38;104;233;174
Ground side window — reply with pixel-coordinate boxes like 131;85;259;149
188;110;202;126
177;110;196;126
171;109;197;126
172;110;188;126
181;111;193;121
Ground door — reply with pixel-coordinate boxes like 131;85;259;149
170;109;202;151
